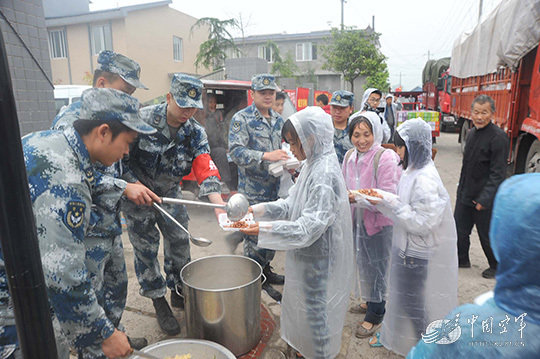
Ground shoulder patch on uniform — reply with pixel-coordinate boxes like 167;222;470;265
232;121;241;133
63;201;85;232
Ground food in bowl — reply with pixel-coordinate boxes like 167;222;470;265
165;354;191;359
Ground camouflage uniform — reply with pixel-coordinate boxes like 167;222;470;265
49;51;148;355
22;89;154;358
329;90;354;165
228;74;284;266
0;249;20;359
122;74;220;299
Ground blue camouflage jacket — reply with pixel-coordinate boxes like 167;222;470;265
52;101;126;239
123;103;220;197
228;104;284;203
23;127;115;348
334;126;353;165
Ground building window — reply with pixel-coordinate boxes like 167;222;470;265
90;24;112;55
296;42;317;61
258;45;274;62
173;36;183;62
48;29;67;58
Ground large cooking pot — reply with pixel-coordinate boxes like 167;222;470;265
180;255;263;356
132;338;235;359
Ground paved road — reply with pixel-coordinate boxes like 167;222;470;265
117;132;496;358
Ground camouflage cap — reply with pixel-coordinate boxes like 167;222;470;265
329;90;354;107
79;88;156;134
97;50;148;90
170;73;203;109
251;73;278;91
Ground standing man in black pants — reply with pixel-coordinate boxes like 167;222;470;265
455;95;508;279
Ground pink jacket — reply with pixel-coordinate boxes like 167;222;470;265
342;144;402;235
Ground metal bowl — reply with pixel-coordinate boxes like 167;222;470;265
132;339;236;359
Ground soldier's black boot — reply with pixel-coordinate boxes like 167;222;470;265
262;282;282;302
152;297;181;335
263;264;285;285
171;287;184;309
127;336;148;350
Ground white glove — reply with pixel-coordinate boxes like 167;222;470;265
375;189;400;209
353;195;372;208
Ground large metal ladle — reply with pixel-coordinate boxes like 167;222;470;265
152;202;212;247
161;193;249;222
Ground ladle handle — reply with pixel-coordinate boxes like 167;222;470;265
152;203;190;236
161;197;225;209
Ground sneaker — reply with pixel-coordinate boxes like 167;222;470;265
458;261;471;268
355;322;382;339
262;282;282;302
171;288;184;309
263;264;285;285
481;267;496;279
349;303;368;314
127;336;148;350
152;297;181;335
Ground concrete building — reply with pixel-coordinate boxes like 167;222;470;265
0;0;56;135
44;0;210;103
227;28;375;108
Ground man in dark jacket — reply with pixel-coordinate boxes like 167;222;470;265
455;95;509;279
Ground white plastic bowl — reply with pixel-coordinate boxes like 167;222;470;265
132;339;236;359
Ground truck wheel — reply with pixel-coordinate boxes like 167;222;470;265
460;120;469;154
525;139;540;173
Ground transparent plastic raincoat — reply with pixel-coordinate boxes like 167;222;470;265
407;173;540;358
375;118;458;356
253;106;354;359
342;111;401;302
360;88;391;143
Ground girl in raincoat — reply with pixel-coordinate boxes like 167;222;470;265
241;106;353;359
407;173;540;358
360;88;391;143
371;118;458;355
341;111;401;339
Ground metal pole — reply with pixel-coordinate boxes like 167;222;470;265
340;0;345;30
0;29;58;358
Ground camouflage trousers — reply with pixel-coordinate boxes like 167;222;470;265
77;235;128;359
123;200;190;299
243;197;276;268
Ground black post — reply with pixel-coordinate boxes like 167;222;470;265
0;29;58;358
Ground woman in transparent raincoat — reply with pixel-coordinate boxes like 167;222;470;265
341;111;401;338
241;106;353;359
360;88;391;143
407;173;540;358
372;118;458;355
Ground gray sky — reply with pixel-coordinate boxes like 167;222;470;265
91;0;503;91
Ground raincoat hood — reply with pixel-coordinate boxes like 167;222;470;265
396;118;432;169
491;173;540;325
349;111;384;148
289;106;334;161
360;88;382;111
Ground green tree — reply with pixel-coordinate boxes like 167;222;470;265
322;27;389;93
265;41;299;78
191;17;239;71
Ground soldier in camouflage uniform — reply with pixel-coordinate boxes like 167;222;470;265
21;88;156;359
228;74;288;302
122;74;224;335
50;51;154;355
330;90;354;165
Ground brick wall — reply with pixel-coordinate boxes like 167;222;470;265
0;0;56;135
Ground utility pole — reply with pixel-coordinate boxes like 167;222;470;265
372;15;375;32
399;72;402;87
428;50;430;60
341;0;346;30
478;0;483;23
